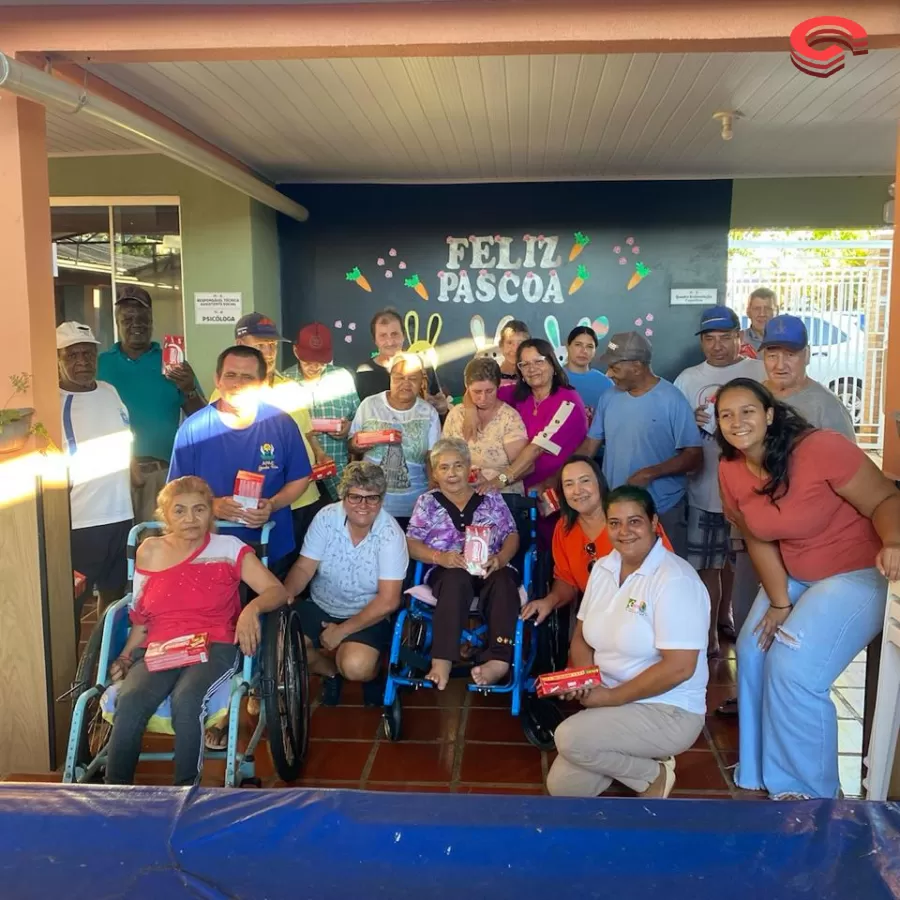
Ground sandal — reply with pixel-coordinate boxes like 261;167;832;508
204;724;228;752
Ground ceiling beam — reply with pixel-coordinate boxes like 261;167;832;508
1;1;898;63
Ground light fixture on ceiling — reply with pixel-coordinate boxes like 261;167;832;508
884;183;895;226
713;110;743;141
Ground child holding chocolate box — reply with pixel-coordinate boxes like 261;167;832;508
406;438;520;690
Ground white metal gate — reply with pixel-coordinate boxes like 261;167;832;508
726;236;892;450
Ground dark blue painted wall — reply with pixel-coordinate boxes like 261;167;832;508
277;180;732;392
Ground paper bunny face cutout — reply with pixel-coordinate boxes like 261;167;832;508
544;315;568;366
405;310;442;367
471;314;514;361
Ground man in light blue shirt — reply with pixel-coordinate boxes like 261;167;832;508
579;331;702;559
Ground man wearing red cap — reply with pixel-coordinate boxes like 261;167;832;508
285;323;360;501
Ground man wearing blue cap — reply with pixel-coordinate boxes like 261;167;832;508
760;314;855;440
674;306;765;657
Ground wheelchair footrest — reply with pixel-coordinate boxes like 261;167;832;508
397;647;431;673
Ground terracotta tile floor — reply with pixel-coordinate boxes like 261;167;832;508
6;603;863;799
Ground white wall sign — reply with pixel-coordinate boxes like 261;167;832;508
194;292;242;325
670;288;718;306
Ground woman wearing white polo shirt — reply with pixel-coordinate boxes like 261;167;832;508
547;485;709;799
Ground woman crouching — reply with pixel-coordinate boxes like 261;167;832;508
406;438;520;690
547;485;708;799
104;476;288;786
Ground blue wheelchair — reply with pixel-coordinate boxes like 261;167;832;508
63;521;310;787
381;496;563;750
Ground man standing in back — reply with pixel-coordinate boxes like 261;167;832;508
169;345;311;576
760;314;856;440
674;306;765;657
97;286;205;523
739;287;778;359
58;322;134;643
579;331;702;559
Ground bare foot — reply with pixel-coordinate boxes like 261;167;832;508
640;757;676;798
471;659;510;687
426;658;453;691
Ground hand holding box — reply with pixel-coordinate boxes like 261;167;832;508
233;470;265;510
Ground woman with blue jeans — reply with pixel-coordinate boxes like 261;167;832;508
716;379;900;799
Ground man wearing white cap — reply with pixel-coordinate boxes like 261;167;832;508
58;322;134;643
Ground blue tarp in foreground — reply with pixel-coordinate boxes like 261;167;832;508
2;784;900;899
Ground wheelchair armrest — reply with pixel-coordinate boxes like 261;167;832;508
96;596;133;685
413;560;424;585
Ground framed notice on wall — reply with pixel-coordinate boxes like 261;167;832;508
670;288;718;306
194;292;242;325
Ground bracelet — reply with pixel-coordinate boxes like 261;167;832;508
431;550;441;566
769;603;791;610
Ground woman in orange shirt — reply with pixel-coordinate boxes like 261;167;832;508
522;455;671;624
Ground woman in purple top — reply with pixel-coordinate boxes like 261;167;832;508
492;338;588;544
407;438;520;690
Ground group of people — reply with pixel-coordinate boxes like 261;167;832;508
57;284;900;802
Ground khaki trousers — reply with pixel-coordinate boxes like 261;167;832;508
547;701;704;796
131;463;169;524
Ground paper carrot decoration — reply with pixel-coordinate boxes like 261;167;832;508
346;267;372;292
404;274;429;302
627;262;651;291
569;231;591;262
568;264;590;295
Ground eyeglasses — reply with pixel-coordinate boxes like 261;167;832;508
345;492;384;506
517;356;549;372
585;541;597;573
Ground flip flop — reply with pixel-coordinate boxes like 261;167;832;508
204;725;228;751
715;696;738;717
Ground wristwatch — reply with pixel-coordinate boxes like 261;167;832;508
498;472;510;485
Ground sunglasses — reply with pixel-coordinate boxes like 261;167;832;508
585;541;597;573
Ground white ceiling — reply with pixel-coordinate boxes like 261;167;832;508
46;109;145;156
48;49;900;181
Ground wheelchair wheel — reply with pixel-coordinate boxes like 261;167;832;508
383;694;402;742
72;622;112;780
262;607;310;783
521;693;563;752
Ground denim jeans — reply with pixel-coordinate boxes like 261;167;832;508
735;567;886;798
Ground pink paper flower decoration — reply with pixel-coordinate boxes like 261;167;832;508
635;318;643;326
525;272;534;279
460;270;468;276
334;320;342;328
626;237;635;245
523;233;532;240
549;269;557;277
344;335;353;343
537;234;545;241
446;236;454;243
438;270;445;277
645;328;653;337
469;235;476;241
479;269;488;276
632;246;640;254
646;313;654;322
389;248;397;257
495;234;502;240
613;245;621;254
385;271;393;278
504;271;512;277
398;262;406;270
619;257;628;265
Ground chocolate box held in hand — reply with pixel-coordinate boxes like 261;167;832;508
310;417;343;434
536;666;602;698
355;429;402;448
464;525;490;576
233;470;264;509
311;460;337;481
162;334;185;374
145;633;210;673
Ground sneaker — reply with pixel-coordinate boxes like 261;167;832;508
320;674;343;707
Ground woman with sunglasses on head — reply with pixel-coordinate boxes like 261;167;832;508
522;456;672;625
284;462;409;707
485;339;588;544
716;378;900;800
546;485;709;799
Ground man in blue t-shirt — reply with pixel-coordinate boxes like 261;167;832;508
168;345;311;574
579;331;702;559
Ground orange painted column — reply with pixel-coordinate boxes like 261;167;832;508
0;90;75;775
884;125;900;482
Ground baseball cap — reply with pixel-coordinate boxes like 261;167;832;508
696;305;740;334
235;312;288;342
759;314;808;351
597;331;652;367
294;322;333;364
57;321;100;350
115;286;152;308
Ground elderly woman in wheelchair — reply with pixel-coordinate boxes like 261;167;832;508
102;476;288;786
405;438;521;690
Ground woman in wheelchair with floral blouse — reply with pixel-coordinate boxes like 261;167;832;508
104;476;288;786
406;438;520;690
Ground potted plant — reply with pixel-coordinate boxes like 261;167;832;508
0;373;51;454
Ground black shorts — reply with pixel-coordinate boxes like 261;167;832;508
295;599;393;654
70;519;132;593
